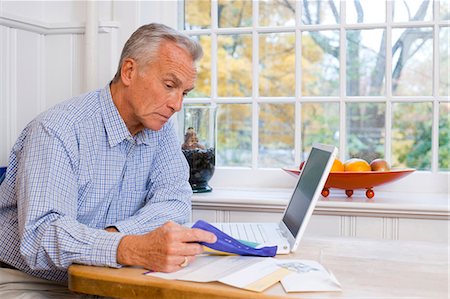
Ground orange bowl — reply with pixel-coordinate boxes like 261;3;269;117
282;168;415;198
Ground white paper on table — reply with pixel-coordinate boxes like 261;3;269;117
275;259;342;293
146;255;290;292
147;255;265;282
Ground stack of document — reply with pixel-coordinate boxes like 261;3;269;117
146;256;341;293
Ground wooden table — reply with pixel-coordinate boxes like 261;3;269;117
68;237;448;299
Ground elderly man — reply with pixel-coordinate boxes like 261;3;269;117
0;23;216;298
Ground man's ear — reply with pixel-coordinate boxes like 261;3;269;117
120;58;136;87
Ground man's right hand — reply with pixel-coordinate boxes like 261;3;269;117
116;221;217;272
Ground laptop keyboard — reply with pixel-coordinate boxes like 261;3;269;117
215;223;267;244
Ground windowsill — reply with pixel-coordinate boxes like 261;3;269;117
192;188;449;219
207;168;449;194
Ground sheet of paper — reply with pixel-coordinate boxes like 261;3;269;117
276;259;342;293
147;255;289;292
147;255;264;283
147;256;341;293
219;258;291;292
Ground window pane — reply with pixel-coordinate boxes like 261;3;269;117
259;103;295;167
346;29;386;96
346;103;386;162
259;33;295;97
302;0;340;25
217;34;252;97
217;104;252;167
346;0;386;23
259;0;295;27
302;30;339;96
301;103;339;161
392;102;432;170
218;0;252;28
439;102;450;171
188;35;211;98
440;27;449;96
392;28;433;96
184;0;211;29
393;0;433;22
441;0;450;20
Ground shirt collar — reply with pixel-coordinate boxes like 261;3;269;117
100;84;151;147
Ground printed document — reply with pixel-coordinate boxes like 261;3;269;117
275;259;342;292
146;256;341;293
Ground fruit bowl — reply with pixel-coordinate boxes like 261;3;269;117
282;168;415;199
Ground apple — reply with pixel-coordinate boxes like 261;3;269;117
370;159;390;171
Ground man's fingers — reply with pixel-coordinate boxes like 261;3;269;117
161;221;216;243
179;227;217;244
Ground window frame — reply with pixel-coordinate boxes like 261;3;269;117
178;0;449;193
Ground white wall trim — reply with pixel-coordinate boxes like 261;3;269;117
192;188;450;220
84;0;98;91
0;12;119;35
37;33;45;114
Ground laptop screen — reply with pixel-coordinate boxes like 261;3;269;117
282;147;332;236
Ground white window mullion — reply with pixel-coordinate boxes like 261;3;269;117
251;1;259;169
432;101;440;172
295;0;302;166
385;0;393;164
432;0;440;173
339;0;346;160
211;0;218;104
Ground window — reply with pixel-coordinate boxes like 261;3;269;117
180;0;449;190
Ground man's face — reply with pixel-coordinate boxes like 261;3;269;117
125;41;197;132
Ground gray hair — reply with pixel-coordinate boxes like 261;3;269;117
112;23;203;83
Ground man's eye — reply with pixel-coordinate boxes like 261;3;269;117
165;84;174;89
183;92;189;97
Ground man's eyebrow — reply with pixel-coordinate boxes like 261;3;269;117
164;73;182;86
164;73;194;91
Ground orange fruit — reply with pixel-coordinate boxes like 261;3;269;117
344;158;371;172
330;159;344;172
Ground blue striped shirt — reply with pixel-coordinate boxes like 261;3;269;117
0;85;192;282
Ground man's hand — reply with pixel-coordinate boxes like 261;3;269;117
116;221;217;272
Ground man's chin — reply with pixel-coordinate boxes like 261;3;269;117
146;121;166;131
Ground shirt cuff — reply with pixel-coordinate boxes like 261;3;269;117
82;229;125;268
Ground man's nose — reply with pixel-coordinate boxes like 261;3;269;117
168;94;183;112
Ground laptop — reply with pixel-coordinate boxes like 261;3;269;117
212;143;338;254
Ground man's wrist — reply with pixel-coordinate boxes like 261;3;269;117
116;234;137;266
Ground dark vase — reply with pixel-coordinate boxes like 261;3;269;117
182;147;215;192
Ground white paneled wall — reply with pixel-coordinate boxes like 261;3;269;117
45;34;75;107
0;0;182;166
0;1;121;166
192;208;449;243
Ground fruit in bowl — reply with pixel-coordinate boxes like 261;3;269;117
284;157;414;199
370;159;390;171
344;158;371;172
300;158;346;172
331;159;344;172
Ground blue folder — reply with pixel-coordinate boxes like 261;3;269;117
192;220;277;257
